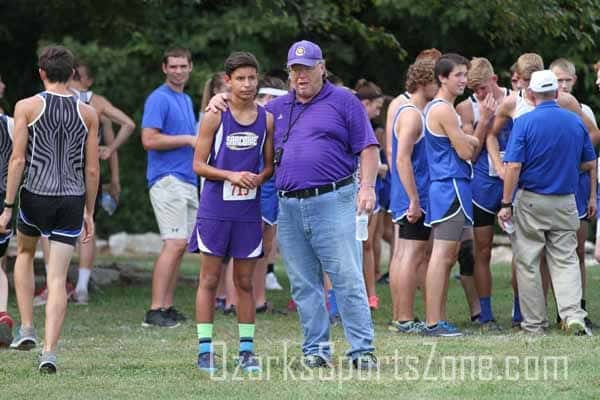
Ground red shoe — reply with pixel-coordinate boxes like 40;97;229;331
34;282;76;307
0;312;13;329
368;295;379;310
33;285;48;307
65;281;76;300
0;312;14;346
287;299;297;312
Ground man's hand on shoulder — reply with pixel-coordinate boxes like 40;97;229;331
206;93;230;113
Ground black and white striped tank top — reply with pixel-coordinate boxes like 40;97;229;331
25;92;88;196
0;114;13;194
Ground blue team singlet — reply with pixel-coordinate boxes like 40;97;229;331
424;98;473;226
471;88;513;214
390;104;429;220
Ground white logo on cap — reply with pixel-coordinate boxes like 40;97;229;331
295;47;305;56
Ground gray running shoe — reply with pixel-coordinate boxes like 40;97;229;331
38;351;57;374
10;326;37;350
72;290;89;305
479;320;503;333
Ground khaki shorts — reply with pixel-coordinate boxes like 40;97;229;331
149;175;198;240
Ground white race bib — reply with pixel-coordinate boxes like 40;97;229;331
488;151;505;177
223;181;257;201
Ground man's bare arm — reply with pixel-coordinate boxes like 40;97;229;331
385;96;405;167
101;117;121;201
91;94;136;157
486;96;514;179
558;92;600;145
141;127;196;151
432;103;478;160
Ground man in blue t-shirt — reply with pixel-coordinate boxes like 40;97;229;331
498;70;597;336
141;47;198;328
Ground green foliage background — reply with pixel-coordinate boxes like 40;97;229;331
1;0;599;236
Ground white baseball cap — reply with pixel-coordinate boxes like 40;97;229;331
529;70;558;93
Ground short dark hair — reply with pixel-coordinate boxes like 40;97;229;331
327;71;343;86
224;52;259;76
73;59;94;81
38;45;75;83
354;79;383;101
434;53;470;85
258;75;287;91
162;47;192;65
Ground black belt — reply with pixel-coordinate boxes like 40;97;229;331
278;176;354;199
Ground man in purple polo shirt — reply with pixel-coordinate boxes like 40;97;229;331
268;40;379;370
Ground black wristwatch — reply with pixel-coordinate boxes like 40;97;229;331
3;201;14;209
500;201;512;209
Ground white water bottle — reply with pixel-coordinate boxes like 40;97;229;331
100;191;117;216
503;218;515;235
356;213;369;241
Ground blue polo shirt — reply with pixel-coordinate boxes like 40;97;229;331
142;84;197;188
266;81;378;191
504;100;596;195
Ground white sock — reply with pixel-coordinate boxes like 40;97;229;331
76;268;91;292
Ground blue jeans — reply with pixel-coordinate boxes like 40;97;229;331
277;183;375;360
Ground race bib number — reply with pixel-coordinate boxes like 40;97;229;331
488;151;505;177
223;181;256;201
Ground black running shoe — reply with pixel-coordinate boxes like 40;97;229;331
585;316;596;329
352;352;379;370
376;272;389;285
302;354;331;369
165;307;187;322
256;302;270;314
142;309;180;328
223;305;236;316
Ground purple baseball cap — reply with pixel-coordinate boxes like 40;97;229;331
286;40;323;67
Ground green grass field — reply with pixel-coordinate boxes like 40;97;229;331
2;256;600;400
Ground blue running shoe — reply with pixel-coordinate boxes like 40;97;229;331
197;352;217;374
388;319;425;334
214;297;226;311
238;351;261;372
422;321;463;337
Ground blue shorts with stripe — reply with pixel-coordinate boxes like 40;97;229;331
576;172;591;220
261;178;278;225
17;188;85;246
471;171;502;215
426;178;473;227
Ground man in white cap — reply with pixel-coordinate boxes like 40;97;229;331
498;69;596;336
